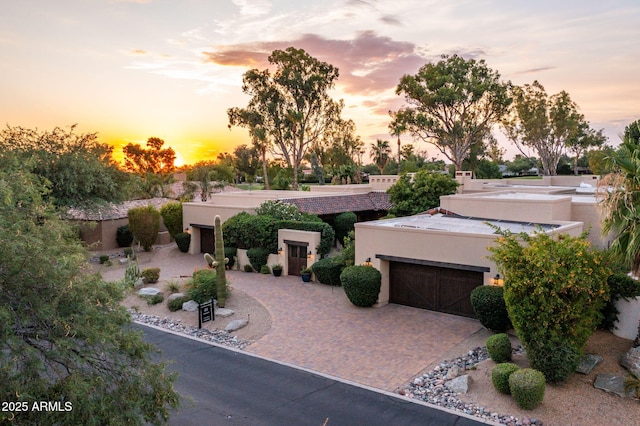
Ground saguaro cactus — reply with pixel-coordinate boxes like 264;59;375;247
214;215;228;307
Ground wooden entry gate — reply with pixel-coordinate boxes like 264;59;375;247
287;243;308;276
389;261;483;318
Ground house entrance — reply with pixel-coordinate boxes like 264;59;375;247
200;227;214;254
287;243;308;276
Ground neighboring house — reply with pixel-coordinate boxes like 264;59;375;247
353;172;609;318
66;198;173;251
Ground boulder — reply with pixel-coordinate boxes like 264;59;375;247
594;374;635;397
225;319;248;332
215;308;235;318
138;287;162;297
576;354;602;374
445;375;471;394
620;346;640;378
167;292;185;302
182;300;199;312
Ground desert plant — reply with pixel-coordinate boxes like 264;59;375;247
141;267;160;284
311;257;344;286
470;285;512;332
272;264;282;271
244;264;254;272
128;205;161;251
509;368;546;410
123;247;135;258
187;269;217;304
488;230;610;383
165;280;181;294
486;333;512;363
600;272;640;330
99;255;110;264
146;294;164;305
116;224;134;248
491;363;520;394
214;215;228;307
167;295;191;312
159;201;183;239
174;232;191;253
247;247;270;272
123;257;140;287
340;265;381;307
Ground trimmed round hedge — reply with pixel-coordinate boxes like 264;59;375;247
116;225;134;248
509;368;546;410
311;257;344;286
491;362;520;394
486;333;512;363
470;285;512;332
175;232;191;253
340;265;381;307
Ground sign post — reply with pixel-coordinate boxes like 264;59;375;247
198;299;214;329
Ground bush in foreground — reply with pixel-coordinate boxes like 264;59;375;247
187;269;217;304
311;257;344;286
509;368;546;409
491;363;520;394
141;267;160;284
486;333;512;363
340;265;381;307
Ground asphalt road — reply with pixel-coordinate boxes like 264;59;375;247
138;324;489;426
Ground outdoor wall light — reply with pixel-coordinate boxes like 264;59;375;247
364;257;372;266
278;247;283;255
307;251;313;259
184;227;190;235
492;273;504;286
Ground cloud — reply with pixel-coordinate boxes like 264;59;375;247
232;0;272;17
513;66;556;75
203;31;429;95
128;49;148;55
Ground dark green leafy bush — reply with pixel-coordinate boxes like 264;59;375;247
224;246;237;269
168;295;191;312
247;247;270;272
334;211;357;246
470;285;511;332
486;333;512;363
509;369;546;410
244;264;254;272
260;265;270;274
489;231;610;383
99;255;109;264
600;272;640;330
128;205;160;251
141;267;160;284
491;363;520;394
174;232;191;253
311;257;344;286
116;224;134;248
159;201;183;239
340;265;381;307
187;269;217;304
223;212;277;251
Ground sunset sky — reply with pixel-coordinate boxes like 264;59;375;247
1;0;639;166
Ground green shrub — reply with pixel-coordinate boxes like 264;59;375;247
488;231;610;383
159;201;183;239
187;269;217;304
509;368;546;410
128;205;161;251
486;333;512;363
123;258;140;287
116;224;134;248
146;294;164;305
247;247;270;272
141;267;160;284
311;257;344;286
260;265;270;274
255;200;304;221
174;232;191;253
470;285;512;332
99;255;109;264
123;247;135;258
339;231;355;267
244;264;254;272
223;212;277;251
334;211;357;246
224;246;237;269
340;265;381;307
167;295;191;312
491;363;520;394
600;272;640;330
165;280;181;293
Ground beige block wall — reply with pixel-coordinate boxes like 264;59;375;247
440;193;573;223
571;200;613;249
355;220;584;306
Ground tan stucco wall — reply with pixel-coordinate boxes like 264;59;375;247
278;229;321;276
355;219;584;307
440;192;573;223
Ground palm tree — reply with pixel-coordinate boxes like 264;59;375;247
389;122;406;175
370;139;391;174
599;140;640;276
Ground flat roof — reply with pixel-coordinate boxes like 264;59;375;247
474;192;566;201
371;213;560;235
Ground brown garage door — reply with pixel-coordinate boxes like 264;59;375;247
389;261;482;317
